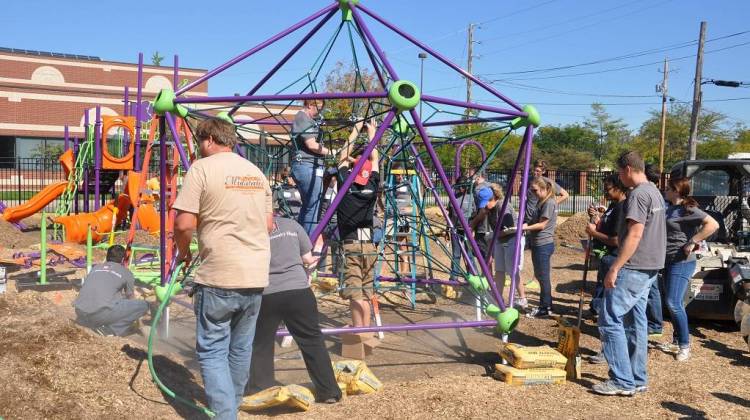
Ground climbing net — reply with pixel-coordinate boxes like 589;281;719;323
151;0;541;336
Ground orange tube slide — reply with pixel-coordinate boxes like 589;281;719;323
2;181;68;223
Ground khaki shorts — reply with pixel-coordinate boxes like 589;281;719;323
341;241;377;301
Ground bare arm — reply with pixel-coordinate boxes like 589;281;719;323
585;223;618;247
303;136;329;156
301;251;319;267
267;213;274;233
683;214;719;255
523;217;549;232
338;121;364;166
174;211;198;265
604;220;644;288
556;187;569;205
470;208;489;231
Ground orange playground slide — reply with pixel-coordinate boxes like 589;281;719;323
2;181;68;223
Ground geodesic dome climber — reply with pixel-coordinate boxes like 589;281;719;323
151;0;541;341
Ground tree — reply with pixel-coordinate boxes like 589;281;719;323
533;124;599;169
151;51;164;67
323;61;382;122
584;103;631;169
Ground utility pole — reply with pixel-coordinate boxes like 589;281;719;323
466;23;475;106
688;21;707;160
658;57;669;174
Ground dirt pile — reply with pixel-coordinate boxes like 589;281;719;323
0;220;40;249
0;291;203;419
555;211;590;246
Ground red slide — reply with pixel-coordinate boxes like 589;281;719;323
2;181;68;223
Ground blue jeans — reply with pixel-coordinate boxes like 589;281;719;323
591;254;615;315
194;286;263;420
531;242;555;310
450;230;469;279
291;160;324;236
598;268;658;389
646;273;664;334
664;259;695;348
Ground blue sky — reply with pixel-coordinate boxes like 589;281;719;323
3;0;749;131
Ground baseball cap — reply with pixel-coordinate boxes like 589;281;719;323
476;187;493;209
353;157;373;186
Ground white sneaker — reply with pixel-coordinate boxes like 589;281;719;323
514;298;528;310
657;342;678;353
675;347;690;362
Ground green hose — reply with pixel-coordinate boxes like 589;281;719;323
146;260;215;418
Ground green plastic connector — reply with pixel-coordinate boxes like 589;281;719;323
216;111;234;123
388;80;420;112
510;105;541;129
338;0;359;21
467;274;489;293
153;88;176;115
496;308;520;334
174;104;189;119
484;304;501;318
155;281;183;302
391;114;410;135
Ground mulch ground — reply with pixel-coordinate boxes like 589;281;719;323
1;212;750;419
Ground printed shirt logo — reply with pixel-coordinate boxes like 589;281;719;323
225;175;265;193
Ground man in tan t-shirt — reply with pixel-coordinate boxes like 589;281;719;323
173;117;272;420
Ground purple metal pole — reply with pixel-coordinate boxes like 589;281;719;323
310;110;396;243
176;3;338;96
350;7;398;82
348;16;387;87
124;86;129;116
174;91;388;104
422;116;516;128
486;134;527;260
173;55;179;90
409;109;505;309
277;319;498;337
227;7;338;116
453;140;486;181
63;125;69;151
422;95;524;118
83;111;90;212
357;3;524;112
135;53;144;170
164;112;191;170
94;106;101;210
507;125;535;308
73;137;79;214
158;117;167;286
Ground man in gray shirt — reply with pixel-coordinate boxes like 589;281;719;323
593;151;666;396
248;216;341;403
74;245;148;336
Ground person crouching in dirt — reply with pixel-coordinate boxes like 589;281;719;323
73;245;148;336
247;215;342;404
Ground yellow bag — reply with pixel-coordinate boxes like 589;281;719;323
240;385;314;412
333;360;383;395
492;364;566;386
498;343;568;370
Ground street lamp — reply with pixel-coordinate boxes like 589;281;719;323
418;52;427;119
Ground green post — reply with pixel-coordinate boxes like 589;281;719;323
40;212;47;285
86;225;93;274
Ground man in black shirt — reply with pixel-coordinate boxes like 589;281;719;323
336;119;379;332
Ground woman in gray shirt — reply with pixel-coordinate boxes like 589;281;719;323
522;177;558;318
659;177;718;361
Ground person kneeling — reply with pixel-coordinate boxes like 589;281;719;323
74;245;148;336
248;216;342;403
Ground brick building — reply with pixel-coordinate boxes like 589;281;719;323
0;48;298;167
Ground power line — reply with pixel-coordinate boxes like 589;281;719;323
485;40;750;82
480;0;673;57
489;80;657;98
476;97;750;106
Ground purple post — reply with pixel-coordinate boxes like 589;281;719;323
310;110;396;243
453;140;486;182
348;16;387;87
73;137;79;214
350;7;399;82
164;112;191;170
174;91;388;104
277;319;498;337
135;53;144;170
124;86;129;117
94;106;101;210
83;110;90;212
409;108;505;309
158;117;168;286
173;55;179;90
357;3;524;112
422;116;516;128
422;95;525;118
176;3;338;96
63;125;69;151
506;125;535;308
486;136;527;260
227;7;338;116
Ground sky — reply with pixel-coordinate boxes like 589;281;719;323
3;0;749;132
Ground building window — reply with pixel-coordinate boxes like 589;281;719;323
15;137;65;160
